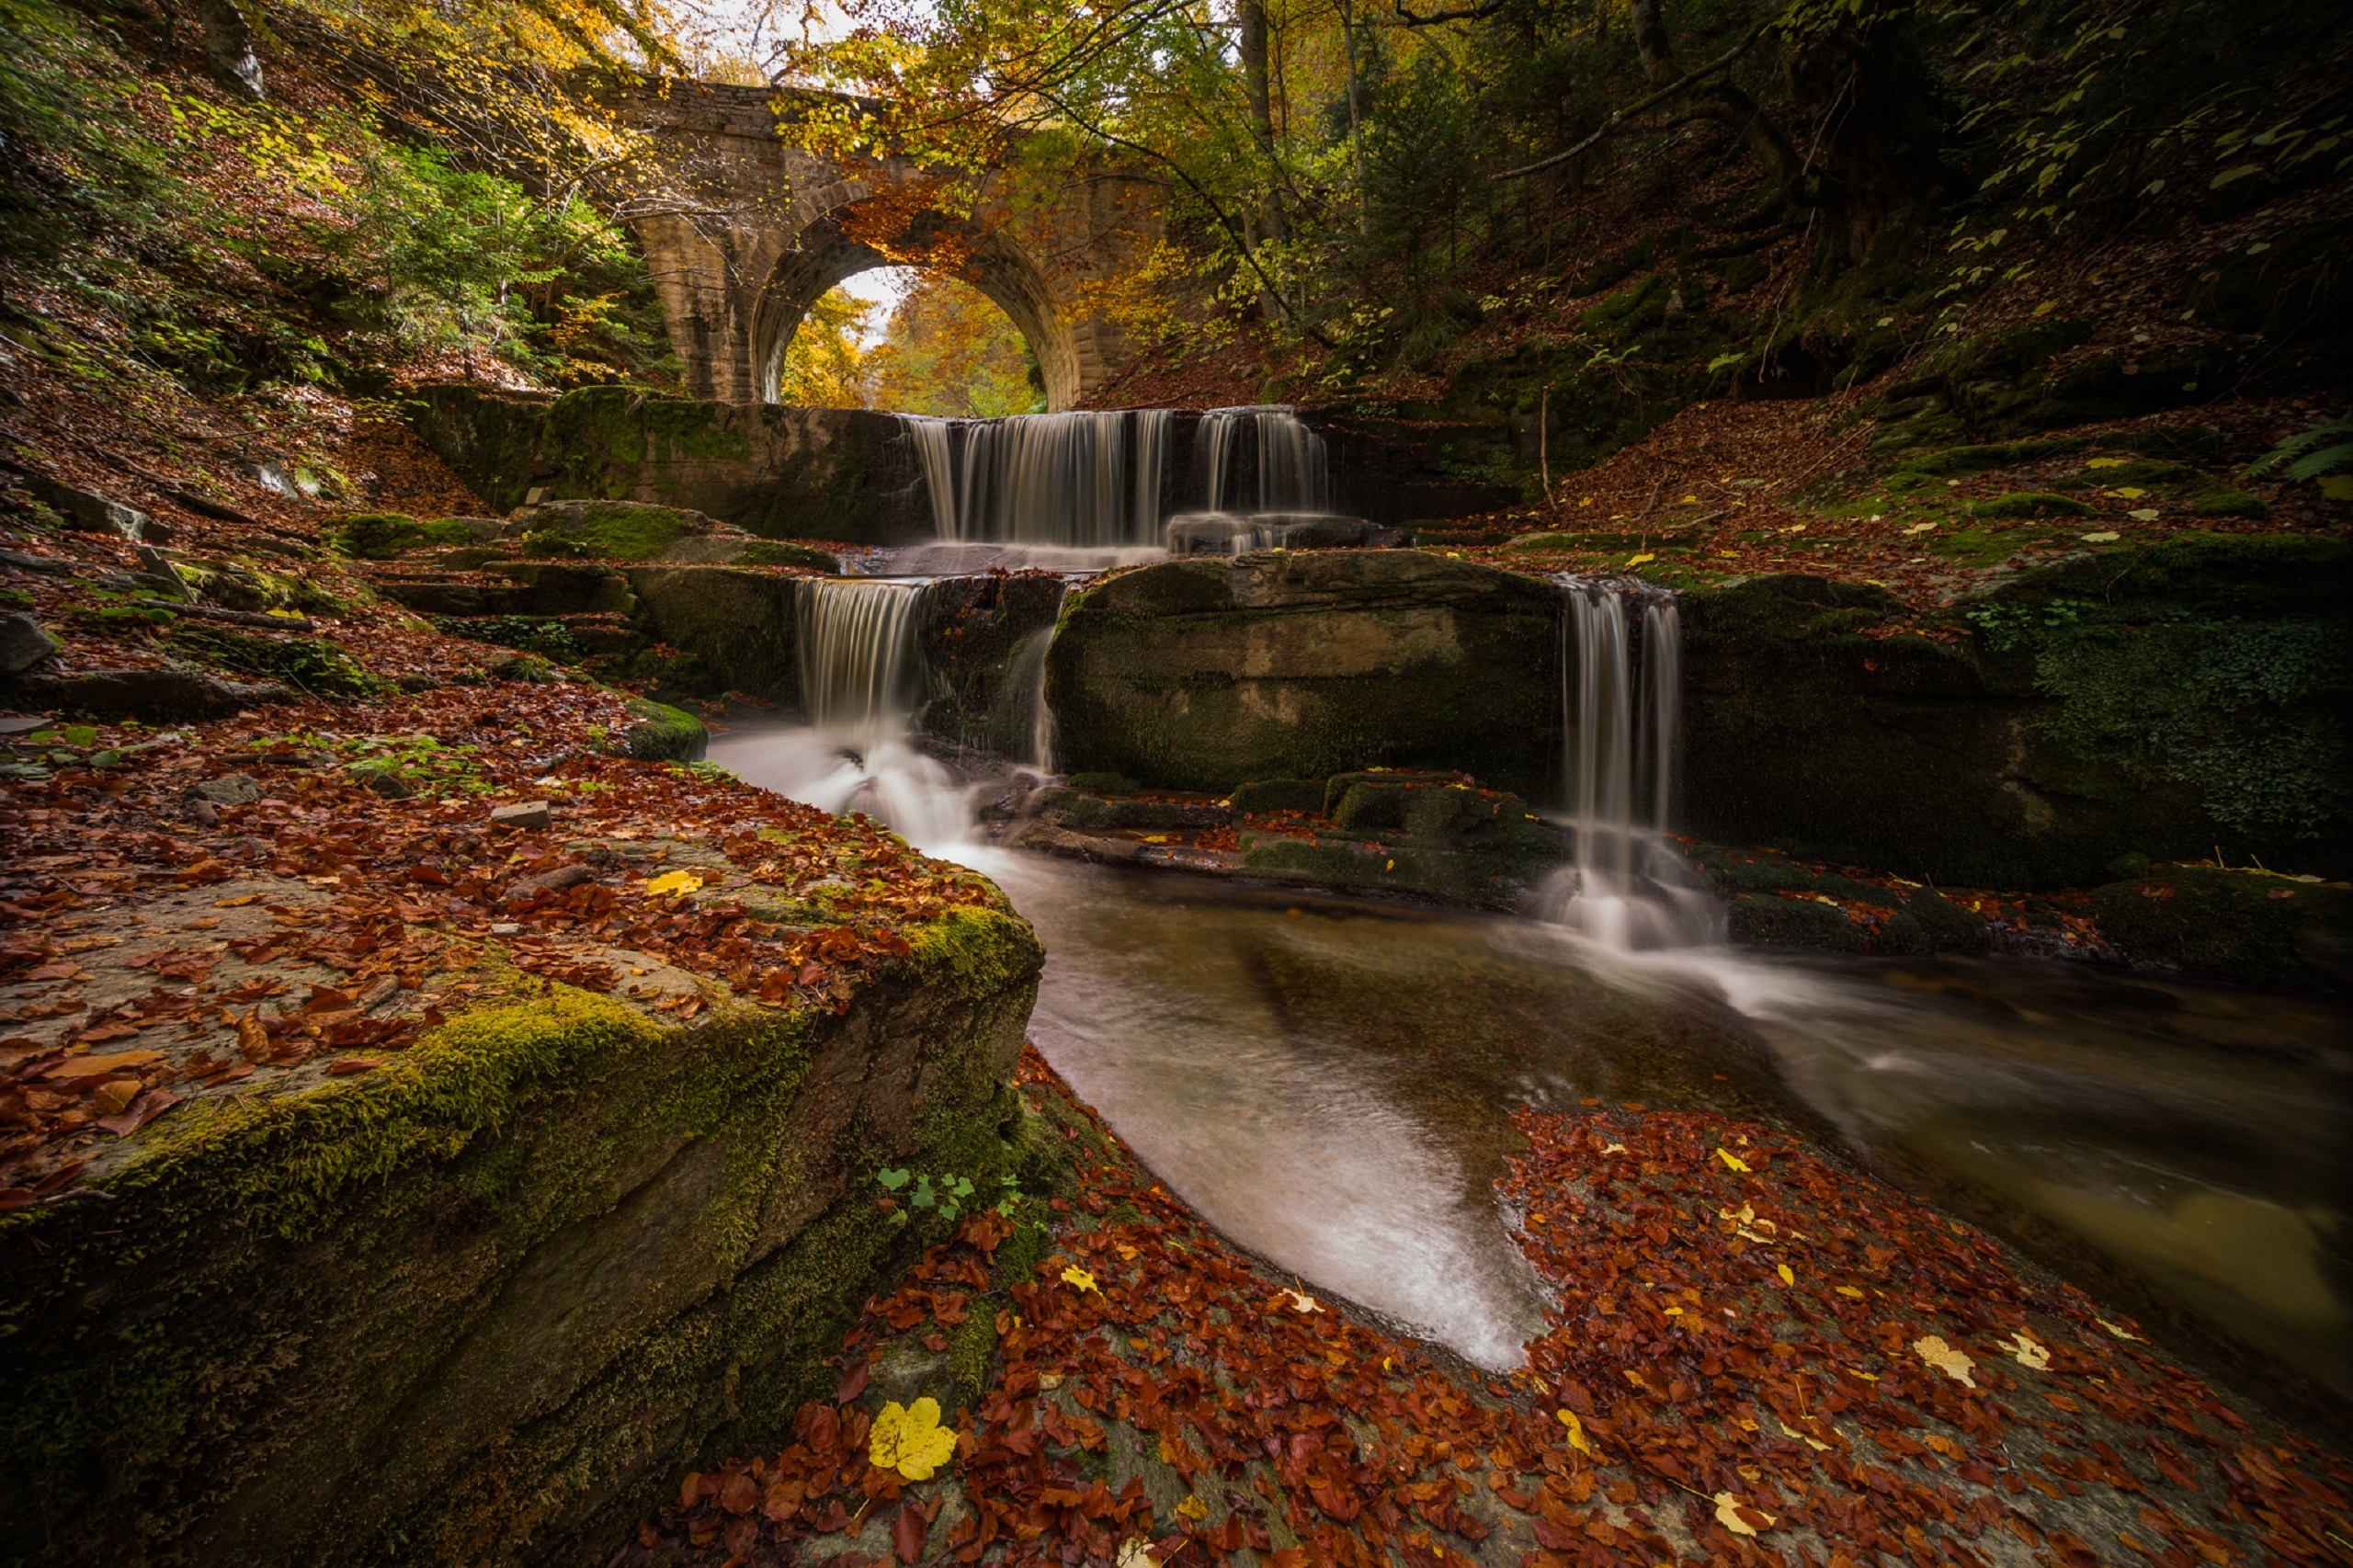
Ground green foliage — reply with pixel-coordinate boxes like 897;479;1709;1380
167;626;380;699
440;615;585;661
320;143;674;387
876;1166;1019;1222
2035;618;2351;840
2247;411;2353;488
0;0;174;265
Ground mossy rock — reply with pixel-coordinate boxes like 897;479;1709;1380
1046;551;1561;797
618;698;709;762
1231;778;1324;814
1678;540;2353;887
737;540;844;573
1240;773;1567;908
2091;867;2353;986
512;501;707;561
0;902;1045;1568
332;513;480;560
1897;437;2090;478
1726;893;1868;952
1967;492;2097;519
2190;486;2267;518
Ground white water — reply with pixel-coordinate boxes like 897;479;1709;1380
901;410;1174;548
713;560;2348;1389
1539;575;1721;950
1194;405;1331;512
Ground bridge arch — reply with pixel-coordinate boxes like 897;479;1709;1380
603;79;1160;412
750;201;1082;410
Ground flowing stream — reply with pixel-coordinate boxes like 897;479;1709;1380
721;446;2351;1403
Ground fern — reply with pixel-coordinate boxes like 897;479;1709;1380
2246;411;2353;483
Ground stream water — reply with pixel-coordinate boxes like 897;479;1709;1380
712;410;2352;1408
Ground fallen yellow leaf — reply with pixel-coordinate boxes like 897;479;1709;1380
1715;1148;1751;1173
1912;1335;1977;1387
1626;552;1655;566
2002;1329;2051;1369
1681;494;1699;504
1779;1419;1830;1452
2097;1317;2143;1342
2086;457;2128;469
869;1397;957;1480
2080;530;2120;542
1119;1540;1159;1568
1176;1494;1209;1521
1061;1265;1099;1294
2110;486;2149;499
1777;1263;1795;1287
1836;1285;1866;1299
1556;1409;1593;1456
1282;1289;1323;1313
645;869;702;897
1714;1493;1775;1536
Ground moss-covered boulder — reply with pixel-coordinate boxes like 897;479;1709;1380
616;698;709;761
405;385;930;545
0;908;1043;1568
622;566;802;699
511;500;709;560
1679;535;2353;887
1239;770;1568;907
2091;867;2353;986
1045;551;1560;796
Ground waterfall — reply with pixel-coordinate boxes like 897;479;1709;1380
1004;623;1060;769
900;410;1174;547
1540;575;1721;950
1194;405;1330;512
794;578;925;748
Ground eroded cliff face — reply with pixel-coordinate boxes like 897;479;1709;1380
0;902;1045;1568
1044;551;1563;798
1042;537;2352;891
408;385;932;544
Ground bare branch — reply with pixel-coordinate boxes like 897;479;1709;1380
1489;17;1773;180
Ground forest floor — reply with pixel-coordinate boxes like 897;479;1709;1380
625;1046;2353;1568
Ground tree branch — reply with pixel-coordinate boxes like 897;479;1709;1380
1489;17;1773;180
1395;0;1506;26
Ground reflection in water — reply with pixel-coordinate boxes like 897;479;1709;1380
708;724;2353;1393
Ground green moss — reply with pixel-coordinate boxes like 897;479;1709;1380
1967;492;2097;518
618;698;708;761
515;502;696;561
167;624;381;699
0;902;1043;1567
1726;893;1867;951
1897;437;2090;477
2190;486;2268;518
330;513;476;559
738;540;844;573
2091;868;2353;985
1231;778;1324;814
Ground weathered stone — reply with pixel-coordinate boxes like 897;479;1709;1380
354;766;414;799
3;667;290;722
1045;551;1561;798
622;565;801;698
1240;771;1569;908
1679;533;2353;887
20;474;169;543
0;548;74;576
2091;867;2353;987
617;699;708;762
1163;512;1372;555
490;800;552;830
0;611;61;674
191;772;264;805
0;903;1046;1568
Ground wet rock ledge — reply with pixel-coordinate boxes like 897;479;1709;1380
0;728;1048;1568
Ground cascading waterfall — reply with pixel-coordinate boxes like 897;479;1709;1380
1540;575;1721;950
901;410;1173;547
1193;405;1330;512
794;578;924;750
788;577;972;846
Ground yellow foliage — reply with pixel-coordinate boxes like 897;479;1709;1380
868;1398;958;1480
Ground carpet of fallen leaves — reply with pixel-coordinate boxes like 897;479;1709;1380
1422;392;2349;619
0;677;1003;1203
627;1050;2351;1568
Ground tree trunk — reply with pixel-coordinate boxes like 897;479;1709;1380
1783;17;1948;266
194;0;265;99
1237;0;1287;241
1626;0;1802;204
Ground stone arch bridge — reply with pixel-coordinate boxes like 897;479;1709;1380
605;80;1163;410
